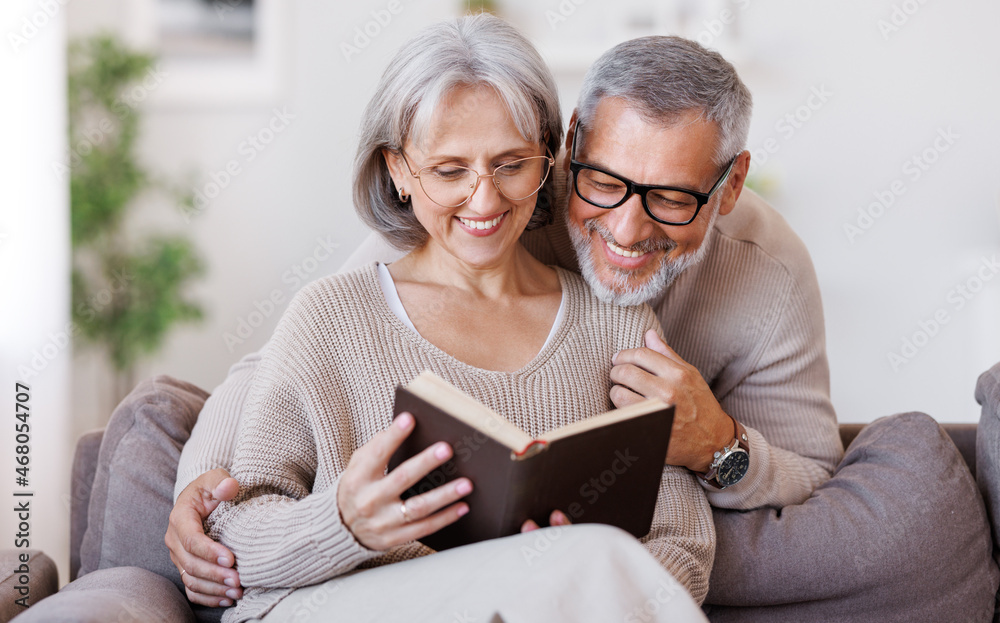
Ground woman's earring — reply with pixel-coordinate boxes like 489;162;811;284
398;187;410;203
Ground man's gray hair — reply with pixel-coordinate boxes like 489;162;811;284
354;14;563;251
576;36;752;167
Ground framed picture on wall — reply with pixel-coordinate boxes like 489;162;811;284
129;0;289;108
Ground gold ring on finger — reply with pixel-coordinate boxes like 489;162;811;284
400;501;412;523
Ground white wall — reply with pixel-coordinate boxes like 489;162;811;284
731;2;1000;422
1;0;72;586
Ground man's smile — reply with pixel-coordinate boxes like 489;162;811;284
600;236;661;270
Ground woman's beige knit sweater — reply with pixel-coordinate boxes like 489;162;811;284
205;263;715;622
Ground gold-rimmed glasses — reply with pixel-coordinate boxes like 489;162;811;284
398;148;555;208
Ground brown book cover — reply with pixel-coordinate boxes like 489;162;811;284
387;371;674;551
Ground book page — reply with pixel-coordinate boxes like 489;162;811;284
406;371;534;451
538;398;670;443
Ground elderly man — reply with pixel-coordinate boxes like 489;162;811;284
524;37;840;510
168;35;994;618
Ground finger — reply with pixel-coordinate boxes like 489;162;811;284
610;383;647;409
211;477;240;504
643;330;690;367
610;363;680;404
169;509;241;591
351;412;416;477
196;477;240;522
550;510;572;526
642;330;676;358
382;440;454;499
613;350;676;382
176;504;240;571
184;584;234;609
394;501;470;545
193;468;232;493
521;519;540;533
401;477;473;523
179;563;243;603
172;539;241;592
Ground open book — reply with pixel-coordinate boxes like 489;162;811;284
387;371;674;551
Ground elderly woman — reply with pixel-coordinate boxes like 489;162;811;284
183;14;713;622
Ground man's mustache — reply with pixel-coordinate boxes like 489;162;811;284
582;218;676;255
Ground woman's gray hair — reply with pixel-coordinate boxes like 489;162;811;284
576;36;752;167
353;14;563;251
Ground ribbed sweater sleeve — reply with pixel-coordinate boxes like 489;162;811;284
631;305;715;604
701;270;840;509
204;291;382;589
640;466;714;605
174;351;259;502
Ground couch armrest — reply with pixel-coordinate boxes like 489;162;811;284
0;549;58;623
70;429;104;582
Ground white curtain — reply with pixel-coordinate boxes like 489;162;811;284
0;0;72;587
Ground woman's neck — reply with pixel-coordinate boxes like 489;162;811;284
385;239;562;372
388;240;557;299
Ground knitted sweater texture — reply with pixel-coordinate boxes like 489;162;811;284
204;264;715;622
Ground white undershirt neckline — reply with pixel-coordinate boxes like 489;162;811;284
376;262;566;351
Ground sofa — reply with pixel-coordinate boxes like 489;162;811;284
3;362;1000;623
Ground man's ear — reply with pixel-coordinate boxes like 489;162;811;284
382;148;408;193
719;150;750;216
563;110;579;174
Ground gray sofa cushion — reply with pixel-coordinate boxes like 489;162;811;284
77;375;207;591
69;430;104;582
706;411;999;622
976;361;1000;622
11;566;195;623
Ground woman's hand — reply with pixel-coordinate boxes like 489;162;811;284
166;468;243;607
337;412;473;551
520;510;573;532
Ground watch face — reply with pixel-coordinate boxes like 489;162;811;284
717;449;750;487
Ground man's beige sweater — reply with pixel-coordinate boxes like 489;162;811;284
519;188;844;510
204;264;714;622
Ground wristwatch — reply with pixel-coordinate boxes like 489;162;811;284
700;416;750;489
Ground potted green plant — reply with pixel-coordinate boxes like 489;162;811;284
67;35;205;402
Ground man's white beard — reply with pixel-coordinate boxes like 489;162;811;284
564;204;718;306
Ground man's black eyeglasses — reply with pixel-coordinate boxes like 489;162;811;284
569;125;737;226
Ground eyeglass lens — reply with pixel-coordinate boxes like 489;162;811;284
574;168;700;224
418;157;550;207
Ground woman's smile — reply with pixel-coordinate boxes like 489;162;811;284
456;211;508;236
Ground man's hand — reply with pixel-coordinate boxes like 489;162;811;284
166;469;243;607
520;510;572;532
611;330;734;473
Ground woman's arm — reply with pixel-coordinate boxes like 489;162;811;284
174;350;261;502
168;351;262;606
203;345;384;588
638;466;715;605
